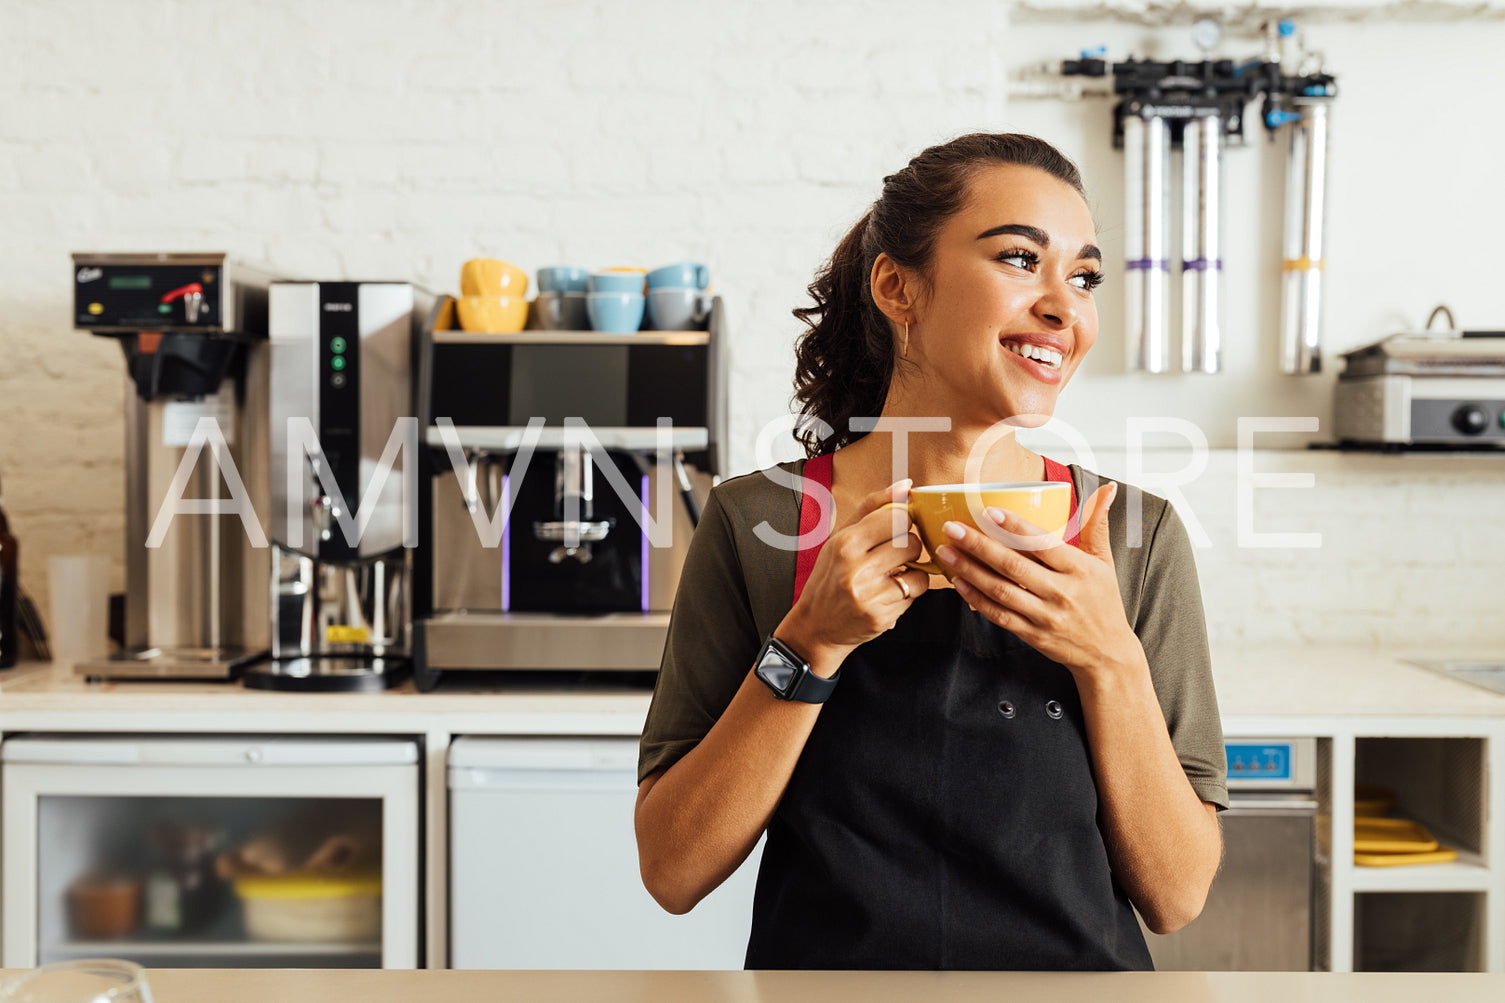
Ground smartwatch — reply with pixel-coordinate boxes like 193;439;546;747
753;635;839;704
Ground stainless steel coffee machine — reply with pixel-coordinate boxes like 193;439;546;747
242;281;435;692
411;297;726;690
71;252;275;679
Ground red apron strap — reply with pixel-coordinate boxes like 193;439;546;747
1042;456;1083;549
792;453;834;605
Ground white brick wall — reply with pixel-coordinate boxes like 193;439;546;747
1065;449;1505;647
2;0;1503;649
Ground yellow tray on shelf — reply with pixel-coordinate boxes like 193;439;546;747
1354;817;1440;853
1354;848;1458;867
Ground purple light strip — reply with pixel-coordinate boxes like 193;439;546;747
1125;258;1169;271
500;473;511;613
1181;258;1224;271
640;474;650;613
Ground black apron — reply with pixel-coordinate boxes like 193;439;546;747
743;454;1152;971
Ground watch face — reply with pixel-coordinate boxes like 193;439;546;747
758;644;801;695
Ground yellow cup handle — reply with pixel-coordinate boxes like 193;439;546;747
878;501;944;576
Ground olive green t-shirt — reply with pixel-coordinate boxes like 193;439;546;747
637;459;1229;810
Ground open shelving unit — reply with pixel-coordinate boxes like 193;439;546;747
1318;729;1504;972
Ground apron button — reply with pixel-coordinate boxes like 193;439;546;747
997;700;1016;719
1045;700;1064;720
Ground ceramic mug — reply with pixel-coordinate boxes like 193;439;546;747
586;291;646;333
536;266;589;294
588;270;647;294
880;481;1070;579
460;258;528;298
647;261;711;290
535;291;590;331
645;287;710;331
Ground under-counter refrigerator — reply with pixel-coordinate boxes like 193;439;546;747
448;736;761;969
2;735;420;969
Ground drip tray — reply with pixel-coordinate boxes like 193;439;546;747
1406;660;1505;696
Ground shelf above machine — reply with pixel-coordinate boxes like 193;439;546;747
431;330;708;346
425;426;709;452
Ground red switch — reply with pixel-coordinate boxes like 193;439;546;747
160;282;204;304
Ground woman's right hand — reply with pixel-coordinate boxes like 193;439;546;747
774;480;929;670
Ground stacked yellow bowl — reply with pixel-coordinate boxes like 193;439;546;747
457;258;529;333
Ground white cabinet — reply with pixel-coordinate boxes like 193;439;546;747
448;737;760;969
1;736;421;969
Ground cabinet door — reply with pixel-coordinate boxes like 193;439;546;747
449;737;759;969
2;737;419;969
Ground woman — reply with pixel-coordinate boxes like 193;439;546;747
634;133;1226;971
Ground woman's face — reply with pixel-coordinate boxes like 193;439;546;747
908;164;1101;429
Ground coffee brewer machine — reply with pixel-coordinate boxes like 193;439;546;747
411;298;725;690
72;252;275;679
241;281;435;692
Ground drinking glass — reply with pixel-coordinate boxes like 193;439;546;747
0;959;153;1003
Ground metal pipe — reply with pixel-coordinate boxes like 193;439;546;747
1124;113;1171;373
1182;113;1223;374
1280;98;1331;374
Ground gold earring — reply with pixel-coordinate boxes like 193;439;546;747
902;321;910;359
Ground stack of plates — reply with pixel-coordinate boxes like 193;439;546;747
1353;785;1458;867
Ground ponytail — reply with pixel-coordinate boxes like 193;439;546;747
790;211;893;458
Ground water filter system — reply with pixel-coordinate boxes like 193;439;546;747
1052;20;1337;375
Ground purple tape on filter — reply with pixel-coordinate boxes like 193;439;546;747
1125;259;1169;271
1181;258;1225;271
640;474;651;613
500;473;511;612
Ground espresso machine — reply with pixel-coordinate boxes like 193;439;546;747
411;297;726;690
241;281;435;692
72;252;275;679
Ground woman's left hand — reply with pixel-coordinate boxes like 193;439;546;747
934;482;1143;683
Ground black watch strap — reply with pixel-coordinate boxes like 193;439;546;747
754;635;839;704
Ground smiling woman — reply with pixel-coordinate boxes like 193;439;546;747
634;134;1226;972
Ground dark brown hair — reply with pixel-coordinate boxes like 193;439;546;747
790;133;1086;457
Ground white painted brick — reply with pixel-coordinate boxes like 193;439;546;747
95;141;177;196
263;236;346;280
397;144;501;190
16;142;94;191
318;189;401;233
718;141;800;187
5;0;1505;654
0;191;94;244
247;145;320;185
318;144;403;187
393;190;553;236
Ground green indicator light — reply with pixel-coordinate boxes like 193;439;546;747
157;304;172;314
330;337;347;354
330;355;347;371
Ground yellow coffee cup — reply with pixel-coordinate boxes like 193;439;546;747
460;258;529;298
880;481;1071;578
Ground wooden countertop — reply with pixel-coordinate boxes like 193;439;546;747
1;968;1501;1002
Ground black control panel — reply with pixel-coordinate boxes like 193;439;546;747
317;283;362;561
74;261;223;331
